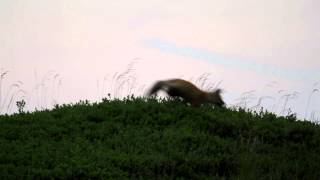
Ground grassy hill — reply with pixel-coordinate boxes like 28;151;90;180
1;96;320;179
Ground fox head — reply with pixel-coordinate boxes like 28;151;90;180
207;89;225;107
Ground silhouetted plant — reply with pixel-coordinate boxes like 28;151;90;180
305;85;319;119
16;99;26;114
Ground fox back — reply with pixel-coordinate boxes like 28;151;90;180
148;79;225;107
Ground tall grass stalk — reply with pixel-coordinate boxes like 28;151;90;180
251;96;275;111
0;69;10;112
101;62;138;100
305;87;319;119
234;90;256;109
7;89;26;113
0;83;20;112
280;91;299;116
31;70;61;110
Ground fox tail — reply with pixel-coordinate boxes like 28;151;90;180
147;81;165;96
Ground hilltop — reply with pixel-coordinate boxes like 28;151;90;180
0;96;320;179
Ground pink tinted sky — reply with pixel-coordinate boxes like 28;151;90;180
0;0;319;119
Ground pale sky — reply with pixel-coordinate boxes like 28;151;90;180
0;0;319;120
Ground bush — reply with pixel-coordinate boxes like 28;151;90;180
0;97;320;179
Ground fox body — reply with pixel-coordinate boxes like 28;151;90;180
148;79;225;107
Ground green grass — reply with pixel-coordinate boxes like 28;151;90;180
0;96;320;179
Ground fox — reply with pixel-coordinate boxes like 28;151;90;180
147;78;225;107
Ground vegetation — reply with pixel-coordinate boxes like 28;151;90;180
0;96;320;179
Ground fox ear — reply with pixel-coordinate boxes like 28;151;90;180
214;89;222;94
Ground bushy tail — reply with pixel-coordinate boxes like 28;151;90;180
147;81;164;96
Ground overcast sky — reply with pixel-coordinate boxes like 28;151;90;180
0;0;319;120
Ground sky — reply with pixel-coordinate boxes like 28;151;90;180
0;0;319;120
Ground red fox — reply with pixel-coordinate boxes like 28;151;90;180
147;79;225;107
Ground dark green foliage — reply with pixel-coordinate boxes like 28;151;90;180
0;96;320;179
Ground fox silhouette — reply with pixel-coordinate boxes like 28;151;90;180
148;79;224;107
